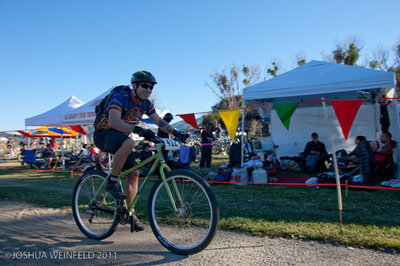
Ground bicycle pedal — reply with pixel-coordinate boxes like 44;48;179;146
130;216;144;232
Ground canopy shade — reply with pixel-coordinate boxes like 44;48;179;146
25;96;85;127
62;87;169;126
243;60;396;103
242;60;400;172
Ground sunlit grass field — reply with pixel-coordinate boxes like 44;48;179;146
1;158;399;251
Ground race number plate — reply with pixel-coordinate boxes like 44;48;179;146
162;139;180;151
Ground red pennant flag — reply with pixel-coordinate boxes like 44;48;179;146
17;130;33;138
177;113;199;129
69;125;87;135
331;100;363;140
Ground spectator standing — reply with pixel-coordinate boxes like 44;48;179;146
199;123;215;173
157;113;174;139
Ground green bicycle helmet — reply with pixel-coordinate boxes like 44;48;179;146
130;71;157;84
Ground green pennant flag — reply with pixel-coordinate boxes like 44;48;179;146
274;102;299;130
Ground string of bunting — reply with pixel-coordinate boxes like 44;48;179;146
176;97;400;141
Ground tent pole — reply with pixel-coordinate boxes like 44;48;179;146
322;98;343;233
61;132;65;170
374;100;379;140
391;75;400;178
241;100;245;167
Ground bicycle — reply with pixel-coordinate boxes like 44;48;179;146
72;136;219;255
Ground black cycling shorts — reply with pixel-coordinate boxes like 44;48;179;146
93;129;136;171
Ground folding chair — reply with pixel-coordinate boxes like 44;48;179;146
22;150;45;169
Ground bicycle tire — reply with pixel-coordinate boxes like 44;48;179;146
148;169;219;255
211;145;220;155
72;169;118;240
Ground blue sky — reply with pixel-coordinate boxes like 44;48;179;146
0;0;399;131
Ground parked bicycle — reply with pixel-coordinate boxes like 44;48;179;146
72;136;219;255
186;137;201;163
212;137;231;155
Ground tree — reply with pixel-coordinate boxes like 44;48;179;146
332;38;362;65
343;43;360;65
205;64;260;110
200;112;219;128
297;58;306;66
266;61;279;78
369;45;390;70
332;45;346;64
242;64;261;87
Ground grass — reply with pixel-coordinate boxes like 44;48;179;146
1;159;400;252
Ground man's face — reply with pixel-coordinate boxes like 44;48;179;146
380;133;388;143
135;82;154;100
312;136;318;142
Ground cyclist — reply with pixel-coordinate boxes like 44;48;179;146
93;71;186;231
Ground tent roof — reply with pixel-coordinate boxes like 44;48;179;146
25;96;85;127
243;60;396;103
62;88;169;126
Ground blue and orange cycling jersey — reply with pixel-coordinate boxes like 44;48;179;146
94;90;155;131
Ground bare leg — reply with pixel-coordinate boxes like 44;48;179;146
111;138;134;176
110;138;138;203
54;157;59;168
125;171;139;206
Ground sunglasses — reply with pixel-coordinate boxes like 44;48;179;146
140;83;154;90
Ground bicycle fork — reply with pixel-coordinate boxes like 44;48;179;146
159;163;185;215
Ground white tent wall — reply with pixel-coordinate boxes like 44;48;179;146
270;104;378;157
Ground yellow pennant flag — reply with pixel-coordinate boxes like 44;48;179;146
219;109;241;141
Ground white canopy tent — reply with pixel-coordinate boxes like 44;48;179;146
25;96;85;127
243;60;400;169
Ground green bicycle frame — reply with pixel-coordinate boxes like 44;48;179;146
89;146;184;215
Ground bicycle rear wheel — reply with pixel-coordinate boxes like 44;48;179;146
72;169;118;240
148;169;219;255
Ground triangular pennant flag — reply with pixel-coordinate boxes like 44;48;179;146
331;100;363;140
219;109;241;141
274;102;299;130
177;113;199;129
70;125;87;135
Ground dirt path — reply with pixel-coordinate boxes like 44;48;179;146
0;200;399;265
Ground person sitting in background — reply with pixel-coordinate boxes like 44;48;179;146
42;143;59;169
374;132;396;160
303;132;327;174
74;144;91;171
139;142;153;168
349;135;374;183
373;132;397;182
89;144;99;162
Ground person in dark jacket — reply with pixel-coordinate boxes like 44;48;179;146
303;132;327;173
349;135;374;183
157;113;174;139
199;123;215;172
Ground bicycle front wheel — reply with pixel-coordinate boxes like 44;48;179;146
72;170;118;240
148;169;219;255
